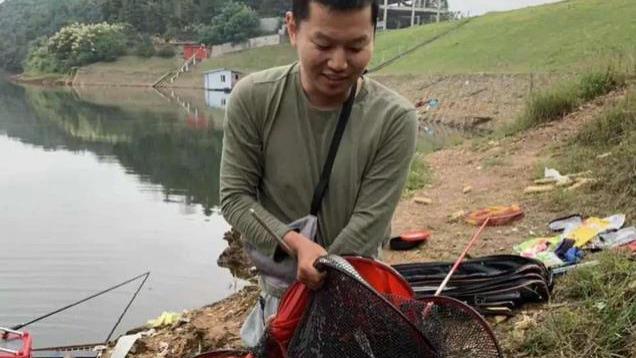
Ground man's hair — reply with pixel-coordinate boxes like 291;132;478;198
292;0;379;28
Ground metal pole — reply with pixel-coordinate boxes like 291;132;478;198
411;0;416;27
383;0;388;30
436;0;441;22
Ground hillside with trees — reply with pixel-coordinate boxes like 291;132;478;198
0;0;288;73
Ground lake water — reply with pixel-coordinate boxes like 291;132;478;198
0;80;240;348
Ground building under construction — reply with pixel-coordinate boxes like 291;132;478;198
378;0;449;29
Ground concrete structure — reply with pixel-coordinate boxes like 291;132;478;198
379;0;449;29
203;69;242;91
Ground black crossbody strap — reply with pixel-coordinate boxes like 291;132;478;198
309;81;358;216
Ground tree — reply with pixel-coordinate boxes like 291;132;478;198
24;22;128;73
197;1;260;45
0;0;106;72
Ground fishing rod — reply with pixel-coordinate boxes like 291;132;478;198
104;270;150;343
423;217;490;318
434;217;490;296
9;271;150;332
250;208;295;257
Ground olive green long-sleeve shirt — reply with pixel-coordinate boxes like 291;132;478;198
220;63;417;259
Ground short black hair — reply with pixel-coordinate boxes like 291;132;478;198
292;0;379;28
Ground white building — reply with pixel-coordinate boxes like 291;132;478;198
203;69;242;91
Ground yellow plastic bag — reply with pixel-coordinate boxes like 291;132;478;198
146;311;182;328
567;217;612;247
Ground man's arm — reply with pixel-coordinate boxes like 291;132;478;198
328;109;418;256
219;78;291;257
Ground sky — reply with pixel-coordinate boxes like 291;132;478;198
448;0;563;16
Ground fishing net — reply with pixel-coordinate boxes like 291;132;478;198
271;255;502;358
192;350;252;358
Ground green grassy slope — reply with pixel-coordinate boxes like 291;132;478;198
378;0;636;74
198;44;298;73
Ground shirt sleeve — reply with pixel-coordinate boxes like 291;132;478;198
219;77;291;258
327;109;418;256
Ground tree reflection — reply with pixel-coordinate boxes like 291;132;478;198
0;81;223;216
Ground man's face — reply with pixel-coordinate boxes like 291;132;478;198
287;2;375;103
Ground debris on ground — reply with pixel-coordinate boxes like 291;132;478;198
146;312;184;329
413;196;433;205
464;205;524;226
514;213;629;267
525;168;596;194
217;229;255;280
101;286;259;358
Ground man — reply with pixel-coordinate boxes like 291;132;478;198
220;0;417;347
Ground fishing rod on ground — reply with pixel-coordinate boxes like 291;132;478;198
3;271;150;356
423;217;491;317
9;271;150;332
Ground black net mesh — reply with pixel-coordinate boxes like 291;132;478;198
254;256;503;358
287;263;438;357
395;295;502;357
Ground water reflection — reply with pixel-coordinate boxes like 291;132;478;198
204;90;230;109
0;81;225;215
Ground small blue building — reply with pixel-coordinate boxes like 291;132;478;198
203;68;242;91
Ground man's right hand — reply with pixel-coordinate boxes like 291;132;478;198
283;231;327;290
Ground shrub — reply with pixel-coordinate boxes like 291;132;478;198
507;68;628;133
52;22;128;65
156;45;176;58
578;70;625;101
516;86;579;130
135;35;155;58
197;1;260;45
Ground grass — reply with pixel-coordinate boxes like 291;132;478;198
517;252;636;357
377;0;636;74
196;44;298;74
555;88;636;219
368;20;462;71
80;55;181;73
403;153;431;196
503;68;627;134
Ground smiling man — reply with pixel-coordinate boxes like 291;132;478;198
220;0;418;347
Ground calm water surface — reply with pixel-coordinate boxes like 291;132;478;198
0;81;239;347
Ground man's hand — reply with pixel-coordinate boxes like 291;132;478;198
283;231;327;290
